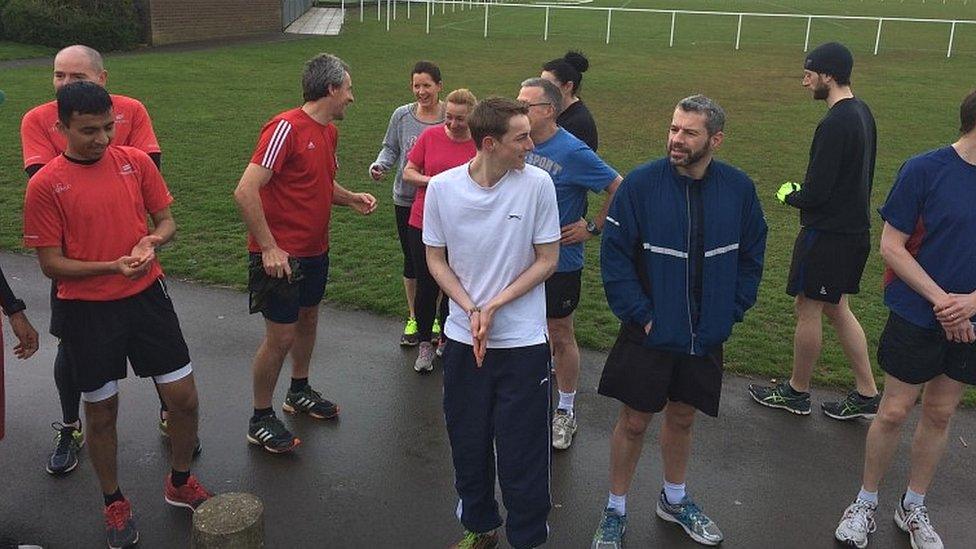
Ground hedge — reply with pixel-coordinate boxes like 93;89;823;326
1;0;141;51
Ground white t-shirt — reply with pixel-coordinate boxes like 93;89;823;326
423;162;561;348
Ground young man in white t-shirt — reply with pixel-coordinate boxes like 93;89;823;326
423;97;561;549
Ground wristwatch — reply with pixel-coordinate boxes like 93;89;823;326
585;219;601;236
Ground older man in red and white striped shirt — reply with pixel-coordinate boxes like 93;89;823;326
233;53;376;455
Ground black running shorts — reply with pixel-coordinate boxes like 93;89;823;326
60;278;192;393
545;269;582;320
878;312;976;386
787;228;870;304
598;323;724;417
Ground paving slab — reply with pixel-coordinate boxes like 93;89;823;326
0;252;972;548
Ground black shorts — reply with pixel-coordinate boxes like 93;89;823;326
60;278;192;393
786;228;870;304
395;205;416;280
878;312;976;386
598;323;724;417
248;253;329;324
545;270;582;319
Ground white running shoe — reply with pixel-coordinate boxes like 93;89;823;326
894;503;943;549
835;499;877;548
551;409;578;450
414;342;435;373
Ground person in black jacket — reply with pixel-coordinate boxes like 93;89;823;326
541;51;599;152
749;42;881;419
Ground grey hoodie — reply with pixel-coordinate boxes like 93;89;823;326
371;103;444;207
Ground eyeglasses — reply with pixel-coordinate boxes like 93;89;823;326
520;101;552;109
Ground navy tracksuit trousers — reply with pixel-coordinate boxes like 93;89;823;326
442;339;552;549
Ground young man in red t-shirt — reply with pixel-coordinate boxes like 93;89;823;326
234;53;377;454
23;82;210;549
20;44;173;478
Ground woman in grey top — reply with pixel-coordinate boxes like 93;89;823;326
370;61;445;347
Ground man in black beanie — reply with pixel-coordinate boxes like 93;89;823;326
749;42;881;419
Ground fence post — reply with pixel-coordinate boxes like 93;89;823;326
426;0;430;34
873;18;883;55
484;2;489;38
386;0;390;30
408;0;411;19
606;9;613;45
377;0;381;21
804;16;811;52
669;11;676;47
360;0;364;22
544;6;550;41
947;21;956;57
735;13;742;50
393;0;397;20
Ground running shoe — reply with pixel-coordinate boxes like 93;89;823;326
435;335;447;358
449;530;498;549
158;414;204;457
164;473;212;510
822;391;881;421
656;490;724;546
894;502;943;549
401;317;419;347
592;507;626;548
834;499;877;548
282;385;339;419
747;380;811;415
46;422;84;475
415;341;435;373
104;499;139;549
432;317;442;343
552;409;578;450
247;414;301;454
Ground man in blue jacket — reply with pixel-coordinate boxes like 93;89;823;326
591;95;767;548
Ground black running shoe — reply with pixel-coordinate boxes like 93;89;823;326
822;390;881;421
247;414;301;454
282;385;339;419
748;380;811;415
46;422;84;475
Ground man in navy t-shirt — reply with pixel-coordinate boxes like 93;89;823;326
834;90;976;549
518;78;621;451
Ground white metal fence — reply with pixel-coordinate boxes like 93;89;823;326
342;0;975;57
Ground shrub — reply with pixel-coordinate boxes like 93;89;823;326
1;0;141;51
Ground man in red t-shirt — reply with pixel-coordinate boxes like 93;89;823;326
234;53;377;454
23;82;211;549
20;44;170;478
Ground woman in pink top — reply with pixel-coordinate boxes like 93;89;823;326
402;89;477;373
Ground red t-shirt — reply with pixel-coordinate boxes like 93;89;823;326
23;146;173;301
248;108;338;257
407;125;476;229
20;94;161;169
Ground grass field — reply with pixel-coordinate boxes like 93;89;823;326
1;0;974;403
0;40;54;61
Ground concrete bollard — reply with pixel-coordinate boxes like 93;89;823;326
191;492;264;548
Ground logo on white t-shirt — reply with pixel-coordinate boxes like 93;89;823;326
507;213;522;220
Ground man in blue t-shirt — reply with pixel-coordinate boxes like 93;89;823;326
518;78;621;451
834;90;976;549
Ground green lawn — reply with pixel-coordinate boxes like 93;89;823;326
1;1;973;403
0;40;54;61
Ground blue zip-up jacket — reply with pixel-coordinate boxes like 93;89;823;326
601;158;767;356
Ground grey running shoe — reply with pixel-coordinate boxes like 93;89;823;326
552;409;578;450
748;380;811;415
247;414;301;454
656;490;724;546
46;422;84;475
822;391;881;421
894;503;943;549
592;507;626;548
835;499;877;548
415;341;435;373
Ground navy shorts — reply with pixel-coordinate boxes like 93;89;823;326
248;252;329;324
545;269;582;319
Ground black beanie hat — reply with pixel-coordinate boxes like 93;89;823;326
804;42;853;83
